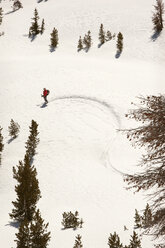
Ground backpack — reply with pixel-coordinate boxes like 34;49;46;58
47;90;50;95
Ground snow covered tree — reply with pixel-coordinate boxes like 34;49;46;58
0;126;4;165
98;23;105;45
129;231;141;248
13;0;23;11
25;120;39;163
73;234;83;248
123;95;165;241
83;31;92;51
0;8;3;25
106;30;112;41
142;203;153;228
116;32;123;54
10;154;41;222
29;8;40;37
134;209;142;229
8;119;20;140
108;232;123;248
50;27;59;51
77;36;83;51
152;0;164;33
40;18;45;35
30;209;51;248
62;211;83;229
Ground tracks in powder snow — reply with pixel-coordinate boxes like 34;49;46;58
37;95;126;175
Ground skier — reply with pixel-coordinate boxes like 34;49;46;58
42;88;49;104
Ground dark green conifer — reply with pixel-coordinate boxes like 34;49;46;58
142;203;152;228
73;234;83;248
29;9;40;37
116;32;123;54
15;220;31;248
25;120;39;162
77;36;83;51
40;19;45;35
129;231;141;248
8;119;20;139
30;209;51;248
99;23;105;45
83;31;92;51
0;126;4;165
108;232;123;248
10;155;41;222
134;209;142;228
152;0;164;33
50;27;59;50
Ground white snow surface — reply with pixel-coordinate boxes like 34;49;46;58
0;0;164;247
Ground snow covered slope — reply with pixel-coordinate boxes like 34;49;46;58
0;0;164;247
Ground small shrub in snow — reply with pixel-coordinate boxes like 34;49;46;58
73;234;83;248
77;36;83;51
106;30;112;41
8;119;20;140
98;23;106;45
83;30;92;51
13;0;23;11
116;32;124;54
61;211;83;229
40;18;45;35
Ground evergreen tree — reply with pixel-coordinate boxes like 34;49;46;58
123;95;165;240
116;32;123;54
108;232;123;248
15;220;31;248
134;209;142;228
30;209;51;248
8;119;20;139
13;0;23;11
10;154;41;222
129;231;141;248
25;120;40;162
77;36;83;51
98;23;105;45
0;126;4;165
152;0;164;33
142;203;152;228
50;27;59;50
62;211;83;229
83;31;92;51
29;8;40;37
73;234;83;248
106;30;112;41
0;7;3;25
40;19;45;35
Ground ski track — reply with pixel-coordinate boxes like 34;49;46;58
47;94;124;173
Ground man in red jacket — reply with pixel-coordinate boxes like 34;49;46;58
42;88;49;103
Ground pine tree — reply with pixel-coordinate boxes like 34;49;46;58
152;0;164;33
15;220;31;248
25;120;40;162
8;119;20;139
13;0;23;11
77;36;83;51
30;209;51;248
98;23;105;45
123;95;165;240
50;27;59;50
0;126;4;165
108;232;123;248
40;19;45;35
61;211;83;229
134;209;142;228
106;30;112;41
10;154;41;222
29;8;40;37
73;234;83;248
83;31;92;51
116;32;123;54
142;203;152;228
129;231;141;248
0;8;3;25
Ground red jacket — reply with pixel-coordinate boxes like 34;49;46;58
43;89;48;97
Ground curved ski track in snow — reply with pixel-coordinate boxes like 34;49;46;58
47;95;125;174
